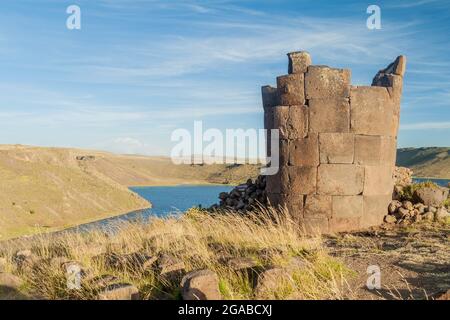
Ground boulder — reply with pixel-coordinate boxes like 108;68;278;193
98;283;140;300
388;200;402;214
422;211;434;221
413;186;449;207
157;253;185;278
426;206;437;213
0;272;22;288
0;272;27;299
255;268;291;299
435;207;450;221
88;274;120;290
392;185;404;201
397;207;410;218
384;215;397;224
402;201;413;210
227;257;258;271
180;269;221;300
436;289;450;300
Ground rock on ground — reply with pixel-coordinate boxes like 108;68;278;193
413;186;449;207
0;272;27;300
180;269;221;300
98;283;140;300
255;268;292;299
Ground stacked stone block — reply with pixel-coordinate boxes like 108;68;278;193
262;51;406;233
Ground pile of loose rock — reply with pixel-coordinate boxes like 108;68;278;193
2;243;308;300
210;176;267;212
384;184;449;226
393;166;413;187
384;200;448;225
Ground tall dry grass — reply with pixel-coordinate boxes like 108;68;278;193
0;207;353;300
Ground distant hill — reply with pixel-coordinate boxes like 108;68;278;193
396;147;450;179
2;144;447;240
0;145;258;239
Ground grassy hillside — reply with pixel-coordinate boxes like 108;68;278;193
2;144;447;240
0;146;152;240
87;155;259;186
0;145;259;240
397;147;450;179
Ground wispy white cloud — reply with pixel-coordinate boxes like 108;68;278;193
386;0;442;8
400;122;450;130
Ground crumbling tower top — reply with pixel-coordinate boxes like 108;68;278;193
262;51;406;233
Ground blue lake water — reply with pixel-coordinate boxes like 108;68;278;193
74;185;233;231
413;178;449;187
71;178;448;232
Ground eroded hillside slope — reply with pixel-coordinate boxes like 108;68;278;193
0;145;259;239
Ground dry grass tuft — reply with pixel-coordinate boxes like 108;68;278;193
0;207;352;300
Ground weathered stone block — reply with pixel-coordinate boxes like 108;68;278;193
266;192;281;207
363;165;394;196
304;194;332;217
350;86;396;136
281;166;317;195
395;56;406;77
305;66;351;99
329;217;361;233
279;139;289;166
264;106;274;130
277;74;305;106
317;164;364;195
302;216;329;234
309;98;350;133
262;85;278;110
266;171;281;194
98;283;140;300
267;192;303;207
288;51;312;74
354;135;396;165
372;55;407;83
288;134;319;166
319;133;354;164
181;269;221;300
278;135;320;167
332;195;363;218
361;194;391;228
266;193;304;217
413;186;449;207
273;105;308;140
264;106;274;157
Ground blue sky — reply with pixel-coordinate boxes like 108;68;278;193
0;0;449;156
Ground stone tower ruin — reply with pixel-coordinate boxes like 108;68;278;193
262;51;406;233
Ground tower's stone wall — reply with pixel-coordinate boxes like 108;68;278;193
262;52;406;233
